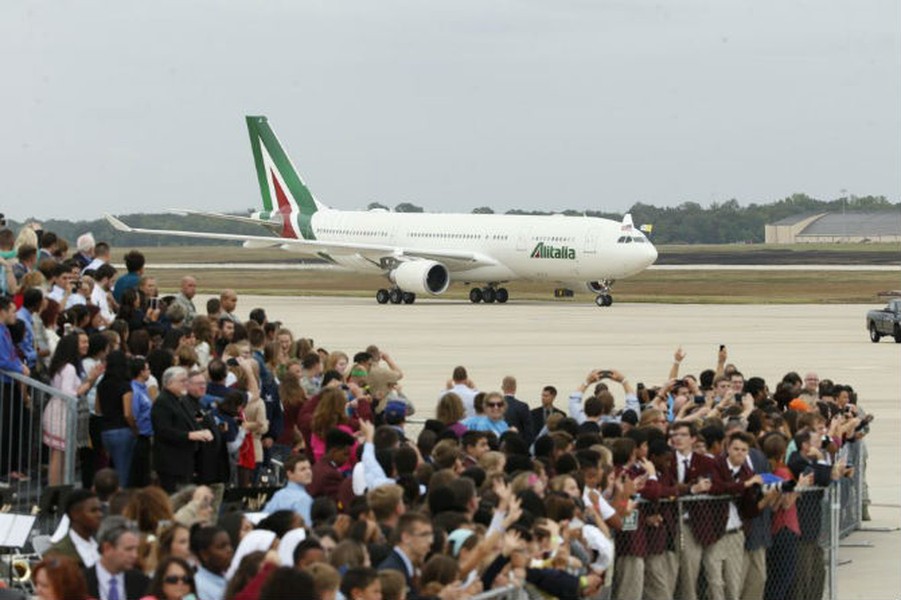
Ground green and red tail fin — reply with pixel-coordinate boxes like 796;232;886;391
246;115;323;240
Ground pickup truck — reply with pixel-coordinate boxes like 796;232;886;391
867;299;901;343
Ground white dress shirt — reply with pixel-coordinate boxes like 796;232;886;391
95;561;122;600
70;530;99;568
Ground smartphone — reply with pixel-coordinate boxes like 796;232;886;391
226;357;239;367
599;370;613;379
148;297;159;310
719;344;725;351
694;396;706;405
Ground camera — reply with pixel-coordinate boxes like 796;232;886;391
226;358;239;367
599;370;613;379
854;414;874;432
821;435;831;450
760;479;797;495
148;297;159;310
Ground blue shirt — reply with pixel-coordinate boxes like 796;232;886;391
195;565;227;600
131;380;153;436
263;481;313;526
461;415;509;437
112;272;140;303
0;324;24;382
15;307;36;368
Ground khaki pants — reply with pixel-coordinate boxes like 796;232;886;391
793;540;824;600
612;555;644;600
644;551;678;600
702;529;745;600
677;523;703;600
741;547;767;600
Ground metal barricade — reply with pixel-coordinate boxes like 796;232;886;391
837;440;863;538
0;369;82;525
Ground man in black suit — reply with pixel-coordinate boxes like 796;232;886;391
185;370;230;485
84;516;150;600
151;366;214;493
501;376;534;447
377;512;434;598
530;385;565;436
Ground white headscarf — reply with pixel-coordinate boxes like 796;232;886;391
278;528;307;566
226;529;277;580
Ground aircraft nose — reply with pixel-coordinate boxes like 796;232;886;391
646;242;658;266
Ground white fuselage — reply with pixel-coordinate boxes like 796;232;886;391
297;209;657;285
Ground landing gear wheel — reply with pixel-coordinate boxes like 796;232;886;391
482;287;496;303
469;288;483;303
495;288;509;303
869;322;880;342
376;289;390;304
389;289;403;304
595;294;613;307
402;292;416;304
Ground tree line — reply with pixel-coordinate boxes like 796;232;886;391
7;193;897;247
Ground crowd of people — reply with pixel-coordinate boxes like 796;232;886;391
0;224;873;600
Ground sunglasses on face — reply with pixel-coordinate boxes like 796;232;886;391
164;575;193;585
486;402;504;408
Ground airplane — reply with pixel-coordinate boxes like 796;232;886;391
105;115;657;307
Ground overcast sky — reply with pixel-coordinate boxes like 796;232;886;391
2;0;899;221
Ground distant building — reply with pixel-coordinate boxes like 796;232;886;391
765;211;901;244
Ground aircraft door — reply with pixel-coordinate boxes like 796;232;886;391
583;229;600;253
516;228;532;251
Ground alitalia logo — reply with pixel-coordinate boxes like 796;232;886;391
531;242;576;260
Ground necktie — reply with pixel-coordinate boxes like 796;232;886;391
108;575;120;600
682;459;690;483
733;470;742;482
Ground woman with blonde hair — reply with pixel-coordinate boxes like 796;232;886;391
478;451;506;475
436;392;467;437
324;351;350;378
231;356;268;487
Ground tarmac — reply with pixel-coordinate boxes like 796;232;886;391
216;295;901;599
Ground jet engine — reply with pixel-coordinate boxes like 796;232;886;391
389;261;450;295
586;281;607;294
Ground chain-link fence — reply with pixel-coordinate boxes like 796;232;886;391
605;487;839;600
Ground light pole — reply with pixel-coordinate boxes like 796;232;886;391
840;188;848;242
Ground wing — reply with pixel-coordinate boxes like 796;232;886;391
104;214;495;270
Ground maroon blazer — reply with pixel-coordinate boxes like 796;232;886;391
665;452;730;547
642;468;680;555
308;457;344;501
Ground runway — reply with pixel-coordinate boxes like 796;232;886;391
208;296;901;598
